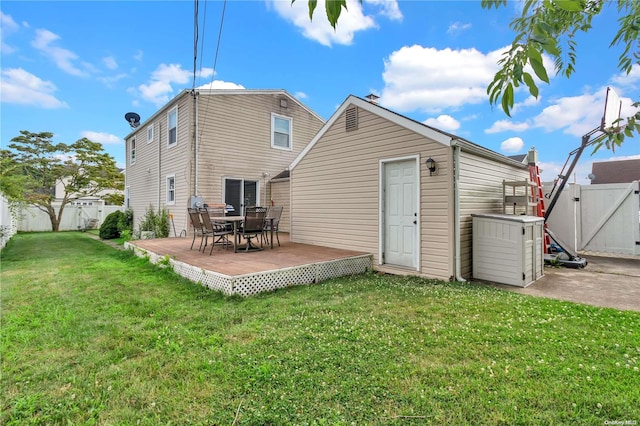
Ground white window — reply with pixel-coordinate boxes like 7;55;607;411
130;138;136;164
168;108;177;147
271;113;292;150
147;124;154;143
166;175;175;205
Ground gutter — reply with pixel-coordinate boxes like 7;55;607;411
451;139;466;282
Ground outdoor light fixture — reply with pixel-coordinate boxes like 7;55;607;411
425;157;436;176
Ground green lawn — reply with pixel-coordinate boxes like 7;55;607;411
1;232;638;425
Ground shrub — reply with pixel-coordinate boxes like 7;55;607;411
136;205;170;239
117;208;133;234
99;210;125;239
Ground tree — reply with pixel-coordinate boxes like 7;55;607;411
3;131;124;231
302;0;640;151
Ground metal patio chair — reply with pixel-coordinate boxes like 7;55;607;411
199;208;232;255
188;207;206;251
262;206;283;247
239;206;268;252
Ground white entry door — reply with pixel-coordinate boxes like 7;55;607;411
383;159;418;268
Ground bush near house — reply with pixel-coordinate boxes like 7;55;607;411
99;210;125;239
137;205;170;238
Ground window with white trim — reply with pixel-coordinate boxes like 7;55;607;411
166;175;175;205
271;113;292;150
130;138;136;164
147;124;154;143
168;108;177;147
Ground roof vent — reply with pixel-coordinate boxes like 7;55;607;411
345;106;358;132
365;93;379;105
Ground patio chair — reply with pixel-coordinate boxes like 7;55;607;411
188;207;206;251
199;208;233;255
239;206;268;252
262;206;283;247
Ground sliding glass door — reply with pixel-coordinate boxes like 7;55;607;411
224;178;258;216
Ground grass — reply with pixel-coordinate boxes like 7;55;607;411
1;232;639;425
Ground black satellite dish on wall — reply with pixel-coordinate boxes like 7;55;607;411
124;112;141;129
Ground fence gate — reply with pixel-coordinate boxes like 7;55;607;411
578;181;640;255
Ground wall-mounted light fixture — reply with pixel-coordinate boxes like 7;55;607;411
425;157;437;176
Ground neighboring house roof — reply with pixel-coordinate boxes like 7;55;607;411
123;89;324;140
290;94;526;170
590;158;640;184
508;154;527;163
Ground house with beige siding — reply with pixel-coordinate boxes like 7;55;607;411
124;89;324;235
289;95;533;281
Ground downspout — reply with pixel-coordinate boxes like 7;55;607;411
452;139;466;282
192;90;199;196
158;122;162;208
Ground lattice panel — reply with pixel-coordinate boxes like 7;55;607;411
316;255;372;282
232;264;317;297
126;243;372;297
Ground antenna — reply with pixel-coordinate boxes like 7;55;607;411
124;112;141;129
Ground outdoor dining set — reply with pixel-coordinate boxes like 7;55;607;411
187;204;283;255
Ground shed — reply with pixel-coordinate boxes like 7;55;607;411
472;213;544;287
289;95;533;281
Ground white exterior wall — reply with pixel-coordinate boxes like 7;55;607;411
0;193;18;249
291;106;454;280
125;92;193;234
458;150;530;278
268;180;291;233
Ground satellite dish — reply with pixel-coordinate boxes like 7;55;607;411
124;112;141;129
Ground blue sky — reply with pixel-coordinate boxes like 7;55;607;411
1;0;638;183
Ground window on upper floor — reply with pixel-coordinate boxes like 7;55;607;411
271;113;292;151
147;124;154;143
166;175;175;205
130;138;136;164
168;108;177;147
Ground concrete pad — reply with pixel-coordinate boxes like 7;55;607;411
479;255;640;312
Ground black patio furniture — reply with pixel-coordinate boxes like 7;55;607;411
238;206;268;252
262;206;283;247
188;207;206;251
199;208;233;255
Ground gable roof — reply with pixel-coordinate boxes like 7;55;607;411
290;94;526;170
590;158;640;184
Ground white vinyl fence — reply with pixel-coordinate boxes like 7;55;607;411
545;181;640;256
1;193;18;249
17;203;123;232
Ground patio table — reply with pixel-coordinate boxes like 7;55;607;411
210;216;275;252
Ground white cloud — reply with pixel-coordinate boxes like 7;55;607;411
611;63;640;87
1;11;20;54
0;68;68;108
137;63;216;105
294;91;308;100
500;137;525;153
103;56;118;70
31;29;89;77
364;0;403;21
531;87;637;137
81;131;122;145
380;45;503;113
423;115;460;132
269;0;377;47
196;80;245;90
98;73;128;87
485;119;530;134
510;95;541;115
447;21;471;35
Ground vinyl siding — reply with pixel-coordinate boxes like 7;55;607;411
291;106;453;280
195;93;323;211
125;93;192;233
124;91;322;236
458;150;529;278
269;180;291;233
